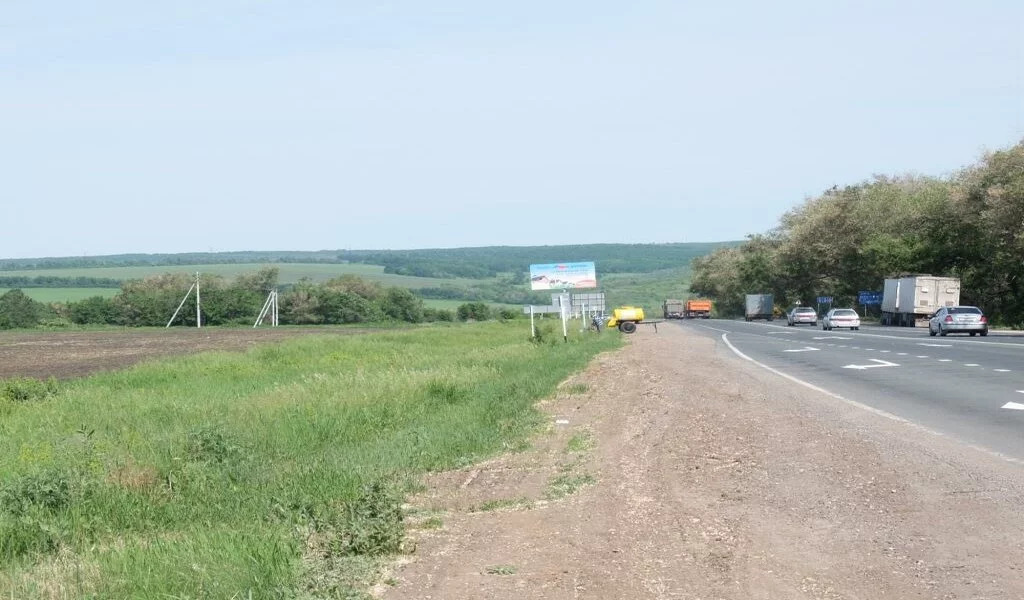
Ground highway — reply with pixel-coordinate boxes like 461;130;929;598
676;319;1024;462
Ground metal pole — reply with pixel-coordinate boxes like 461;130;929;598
561;302;568;343
166;283;196;328
195;272;201;328
254;291;273;328
530;306;535;338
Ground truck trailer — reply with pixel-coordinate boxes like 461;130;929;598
745;294;773;321
663;299;684;319
684;299;712;319
880;276;960;326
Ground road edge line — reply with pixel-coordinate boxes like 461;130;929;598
719;333;1024;466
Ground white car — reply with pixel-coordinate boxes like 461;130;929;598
787;306;818;326
822;308;860;331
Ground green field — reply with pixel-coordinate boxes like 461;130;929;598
0;263;479;289
422;298;521;312
0;288;120;303
0;322;620;597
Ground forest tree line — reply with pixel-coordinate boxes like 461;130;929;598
0;268;518;329
690;141;1024;326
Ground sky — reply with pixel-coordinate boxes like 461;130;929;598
2;1;1022;258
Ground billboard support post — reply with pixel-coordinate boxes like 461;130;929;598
530;305;535;338
560;300;568;343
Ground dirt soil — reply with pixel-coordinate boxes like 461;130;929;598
381;324;1024;599
0;327;367;379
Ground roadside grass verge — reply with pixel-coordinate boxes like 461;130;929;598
0;321;620;598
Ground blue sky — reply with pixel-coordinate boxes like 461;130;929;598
3;1;1022;258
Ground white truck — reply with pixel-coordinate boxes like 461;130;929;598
880;275;960;326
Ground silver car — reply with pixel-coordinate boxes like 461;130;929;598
822;308;860;331
928;306;988;337
787;306;817;326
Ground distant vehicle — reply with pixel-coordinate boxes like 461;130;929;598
822;308;860;330
787;306;817;326
663;299;684;319
928;306;988;337
684;299;712;319
745;294;773;321
881;276;960;327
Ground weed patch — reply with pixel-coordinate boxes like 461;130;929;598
0;378;59;403
545;472;596;500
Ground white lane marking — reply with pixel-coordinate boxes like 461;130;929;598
784;347;819;353
964;364;980;367
1003;402;1024;411
916;355;929;358
994;369;1011;372
918;343;953;347
879;350;891;353
865;348;876;351
1018;390;1024;394
839;345;848;348
843;359;900;370
767;331;796;335
717;333;1022;465
814;336;852;340
852;346;861;349
897;352;907;356
737;320;1024;348
938;359;952;362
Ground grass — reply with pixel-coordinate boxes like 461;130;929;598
0;321;620;598
0;288;119;303
484;565;517;576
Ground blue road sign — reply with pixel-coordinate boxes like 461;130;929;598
816;296;833;304
858;291;883;305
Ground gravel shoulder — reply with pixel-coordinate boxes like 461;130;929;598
381;323;1024;599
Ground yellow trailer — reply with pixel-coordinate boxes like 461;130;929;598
607;306;645;333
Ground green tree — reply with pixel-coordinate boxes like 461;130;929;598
0;289;44;329
379;288;424;323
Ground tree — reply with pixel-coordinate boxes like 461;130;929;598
379;288;424;323
0;289;43;329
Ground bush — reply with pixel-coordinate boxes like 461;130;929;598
498;308;520;320
67;295;120;325
422;308;454;322
456;302;491;322
378;288;424;323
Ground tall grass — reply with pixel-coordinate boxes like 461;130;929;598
0;321;619;598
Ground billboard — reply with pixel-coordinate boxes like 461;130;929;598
529;262;597;290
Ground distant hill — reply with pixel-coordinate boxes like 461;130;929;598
1;243;739;280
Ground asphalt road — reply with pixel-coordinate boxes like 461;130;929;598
676;319;1024;462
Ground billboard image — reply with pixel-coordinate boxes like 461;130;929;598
529;262;597;290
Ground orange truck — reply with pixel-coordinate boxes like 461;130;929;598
684;299;712;319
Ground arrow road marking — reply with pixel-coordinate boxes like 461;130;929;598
918;343;953;347
843;359;900;370
784;347;820;353
1002;402;1024;410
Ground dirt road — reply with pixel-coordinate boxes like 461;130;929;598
382;324;1024;599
